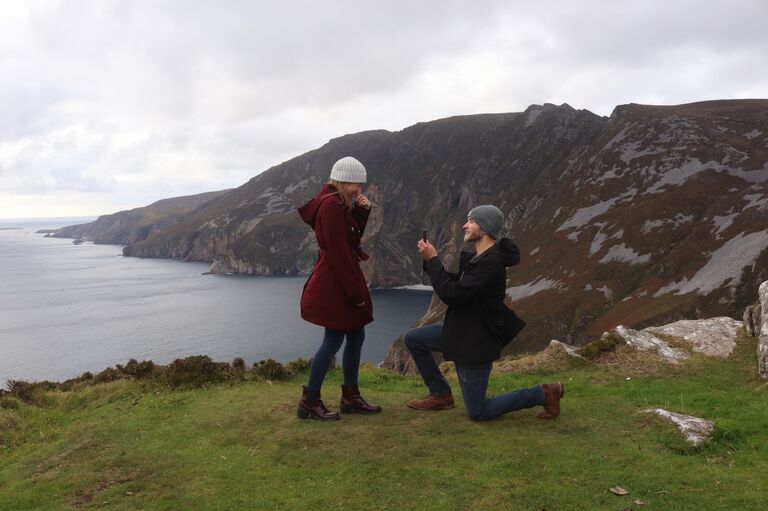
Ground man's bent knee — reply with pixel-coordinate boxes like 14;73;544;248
403;329;419;350
465;404;490;422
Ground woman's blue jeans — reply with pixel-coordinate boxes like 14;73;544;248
404;323;544;421
306;327;365;393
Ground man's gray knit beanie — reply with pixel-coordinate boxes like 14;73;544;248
468;205;504;239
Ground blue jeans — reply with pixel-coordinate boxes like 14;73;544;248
306;327;365;393
404;323;544;421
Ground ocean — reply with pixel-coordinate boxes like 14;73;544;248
0;218;432;383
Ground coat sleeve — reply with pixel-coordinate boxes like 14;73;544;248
423;256;496;306
319;201;367;305
351;205;370;233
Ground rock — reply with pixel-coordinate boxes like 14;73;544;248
758;281;768;379
382;336;420;376
615;326;689;363
644;408;715;446
548;340;585;359
645;317;741;358
744;304;762;337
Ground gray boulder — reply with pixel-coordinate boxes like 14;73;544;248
744;304;762;337
646;317;741;359
759;281;768;379
645;408;715;446
614;326;689;363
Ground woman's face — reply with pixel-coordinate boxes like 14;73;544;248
341;182;363;198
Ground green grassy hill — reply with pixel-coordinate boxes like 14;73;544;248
1;332;766;510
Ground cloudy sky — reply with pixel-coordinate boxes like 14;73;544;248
1;0;767;219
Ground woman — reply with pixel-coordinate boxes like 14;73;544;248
296;156;381;421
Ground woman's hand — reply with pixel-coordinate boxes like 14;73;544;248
355;194;371;209
417;239;437;261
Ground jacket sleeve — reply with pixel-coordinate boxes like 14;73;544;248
423;256;496;306
319;201;367;305
422;250;473;279
351;205;370;233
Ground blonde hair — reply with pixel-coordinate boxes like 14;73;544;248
329;179;356;211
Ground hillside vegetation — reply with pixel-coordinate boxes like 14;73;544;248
1;331;766;510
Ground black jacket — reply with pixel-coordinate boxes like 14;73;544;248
424;238;524;363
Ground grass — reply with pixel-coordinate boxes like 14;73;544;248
1;333;767;510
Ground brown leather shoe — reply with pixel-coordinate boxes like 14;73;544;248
406;391;455;411
536;382;564;420
340;385;382;414
297;386;340;421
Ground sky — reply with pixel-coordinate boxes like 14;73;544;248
1;1;767;219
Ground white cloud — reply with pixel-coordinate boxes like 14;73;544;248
1;0;767;217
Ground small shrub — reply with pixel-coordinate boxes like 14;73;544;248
122;359;155;379
0;398;19;410
135;360;156;378
154;355;231;388
286;357;312;375
27;388;56;407
252;359;292;381
232;357;246;372
6;380;35;403
94;367;123;384
581;332;623;360
5;381;55;406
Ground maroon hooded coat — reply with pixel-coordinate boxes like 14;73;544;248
298;183;373;331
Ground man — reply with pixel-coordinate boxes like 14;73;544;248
404;205;563;421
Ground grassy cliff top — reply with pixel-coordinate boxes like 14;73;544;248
1;332;766;510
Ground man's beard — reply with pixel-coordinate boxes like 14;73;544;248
463;231;480;242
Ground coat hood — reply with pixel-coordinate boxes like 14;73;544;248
460;237;520;270
297;183;341;229
497;238;521;267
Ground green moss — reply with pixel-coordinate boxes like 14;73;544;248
580;332;623;360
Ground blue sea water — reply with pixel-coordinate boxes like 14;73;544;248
0;219;431;383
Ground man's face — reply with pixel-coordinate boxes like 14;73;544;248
462;217;485;242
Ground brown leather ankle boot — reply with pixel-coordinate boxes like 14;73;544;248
536;382;564;420
340;385;382;414
297;386;340;421
406;391;455;411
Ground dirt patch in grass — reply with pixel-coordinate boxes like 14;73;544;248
590;344;683;377
70;466;143;508
494;343;583;374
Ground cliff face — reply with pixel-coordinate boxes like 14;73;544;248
53;191;229;246
122;104;608;287
57;100;768;362
385;99;768;368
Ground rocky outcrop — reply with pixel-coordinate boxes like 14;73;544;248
645;408;715;446
759;281;768;379
548;340;585;360
744;304;762;336
381;342;417;376
646;317;741;358
615;325;689;363
610;317;741;364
